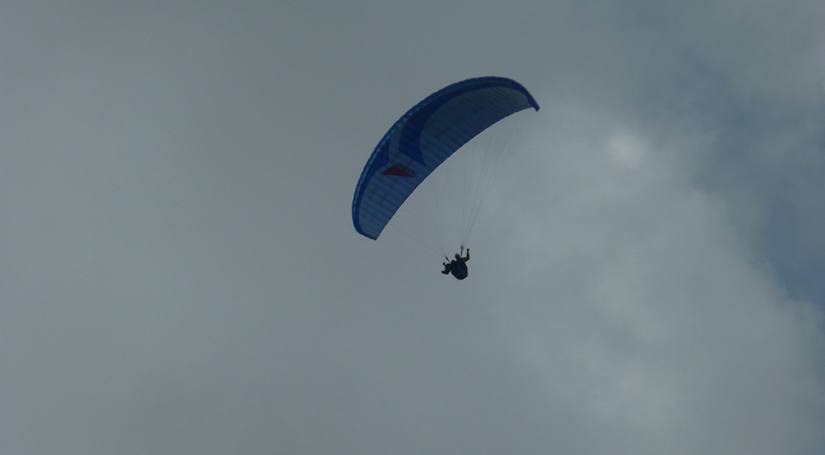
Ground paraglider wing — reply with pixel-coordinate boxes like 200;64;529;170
352;76;539;240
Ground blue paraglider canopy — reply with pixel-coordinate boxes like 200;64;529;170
352;76;539;240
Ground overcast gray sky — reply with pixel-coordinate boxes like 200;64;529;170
2;1;825;454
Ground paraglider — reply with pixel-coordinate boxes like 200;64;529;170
441;246;470;280
352;76;538;278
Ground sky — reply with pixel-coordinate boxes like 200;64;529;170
2;1;825;454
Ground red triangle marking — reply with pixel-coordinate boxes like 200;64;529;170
382;164;415;177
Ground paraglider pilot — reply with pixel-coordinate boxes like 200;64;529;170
441;245;470;280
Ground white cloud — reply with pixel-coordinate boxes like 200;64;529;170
606;130;647;170
485;105;825;454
